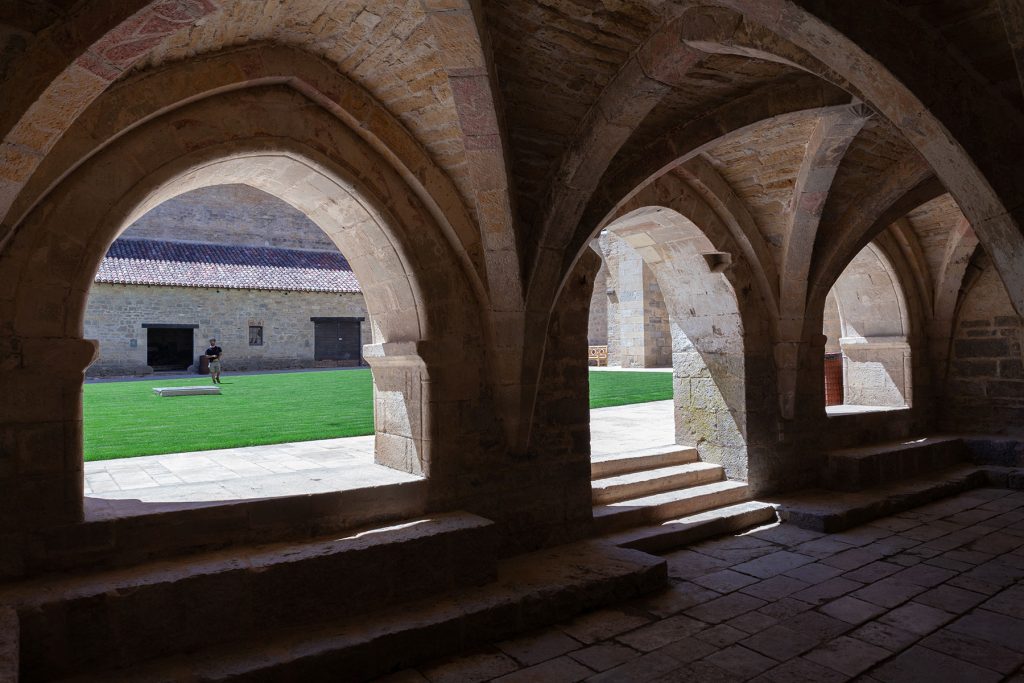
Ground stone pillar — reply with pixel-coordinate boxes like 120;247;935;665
0;336;98;531
363;341;431;476
601;233;671;368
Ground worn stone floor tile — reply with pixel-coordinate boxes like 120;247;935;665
726;611;779;634
828;526;894;547
888;562;956;587
820;547;885;571
419;650;519;683
850;578;927;608
652;635;718;664
693;569;761;594
740;624;820;661
497;628;582;666
947;573;1004;596
568;642;639;673
780;610;851;643
919;628;1024;674
946;609;1024;653
818;595;887;625
790;537;857;561
884;553;923;567
685;592;767;625
695;535;778;557
875;601;953;636
561;609;651;645
745;524;825;548
921;555;973;572
967;532;1024;555
585;650;682;683
789;577;863;606
841;561;903;584
703;644;778;680
978;583;1024;618
849;620;920;652
803;635;890;677
757;597;814;620
615;614;707;652
492;655;592;683
942;549;994;565
761;656;848;683
741;575;812;602
733;551;815;579
961;559;1024;588
661;659;744;683
871;645;1002;683
634;582;722;618
911;584;987;614
694;624;748;648
663;549;731;580
868;517;920;533
783;562;845;584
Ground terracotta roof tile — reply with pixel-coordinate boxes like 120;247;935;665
95;239;361;293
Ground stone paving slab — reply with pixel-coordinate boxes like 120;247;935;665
401;488;1024;682
85;402;674;503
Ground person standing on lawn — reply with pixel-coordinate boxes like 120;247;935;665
205;338;223;384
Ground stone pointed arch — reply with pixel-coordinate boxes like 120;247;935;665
0;85;486;528
597;172;779;491
779;106;870;325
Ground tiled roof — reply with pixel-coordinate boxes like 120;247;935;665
95;239;362;293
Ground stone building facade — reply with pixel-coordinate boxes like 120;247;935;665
83;185;371;376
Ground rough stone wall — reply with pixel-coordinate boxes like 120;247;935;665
587;252;608;346
644;266;672;367
121;184;337;251
599;232;671;368
946;265;1024;434
85;284;371;375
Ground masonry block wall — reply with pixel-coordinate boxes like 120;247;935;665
85;284;371;375
124;184;336;251
597;232;671;368
947;264;1024;434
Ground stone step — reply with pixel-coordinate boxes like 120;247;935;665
10;477;430;580
591;444;699;479
822;435;968;492
5;512;497;681
592;480;751;535
605;501;778;554
591;462;724;505
775;465;990;532
62;541;667;682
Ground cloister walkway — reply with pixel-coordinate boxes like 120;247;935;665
84;400;675;504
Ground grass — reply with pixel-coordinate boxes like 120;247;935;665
82;368;672;461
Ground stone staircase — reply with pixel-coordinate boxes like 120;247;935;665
776;435;984;532
1;512;666;682
591;444;777;551
821;435;970;492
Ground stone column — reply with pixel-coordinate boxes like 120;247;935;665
0;336;98;530
363;341;431;476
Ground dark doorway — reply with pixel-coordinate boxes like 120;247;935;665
147;327;194;372
312;317;362;365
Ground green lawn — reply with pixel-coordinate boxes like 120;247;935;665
83;368;672;461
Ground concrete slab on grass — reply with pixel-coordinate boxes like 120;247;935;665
153;386;221;397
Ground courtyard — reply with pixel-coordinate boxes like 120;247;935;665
83;367;673;461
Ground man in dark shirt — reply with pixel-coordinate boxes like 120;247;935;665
205;338;223;384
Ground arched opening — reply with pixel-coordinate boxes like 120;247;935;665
823;242;912;414
0;84;486;529
594;206;748;480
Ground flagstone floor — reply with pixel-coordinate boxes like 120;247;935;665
397;487;1024;683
